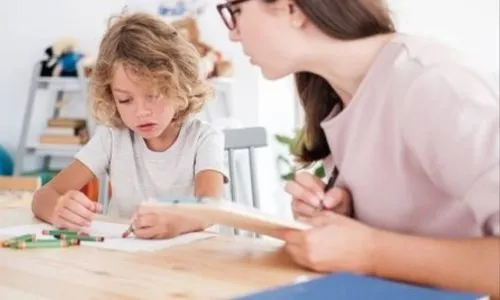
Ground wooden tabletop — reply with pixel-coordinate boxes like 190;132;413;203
0;208;319;300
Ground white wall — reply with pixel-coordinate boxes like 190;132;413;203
389;0;499;74
0;0;126;155
0;0;260;169
0;0;498;218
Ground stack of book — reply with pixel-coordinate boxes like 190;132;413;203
39;118;89;147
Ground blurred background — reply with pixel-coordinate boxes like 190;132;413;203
0;0;498;218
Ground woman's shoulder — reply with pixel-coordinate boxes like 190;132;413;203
390;33;465;68
385;34;498;103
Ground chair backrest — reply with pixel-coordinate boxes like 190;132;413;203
0;176;41;192
0;176;41;209
223;127;267;209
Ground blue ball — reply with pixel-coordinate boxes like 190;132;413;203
0;146;14;176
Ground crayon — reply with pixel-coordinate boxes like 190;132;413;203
14;240;74;249
1;234;36;247
42;229;83;236
60;234;104;242
121;224;135;238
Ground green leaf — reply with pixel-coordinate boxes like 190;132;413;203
277;154;292;167
314;165;326;178
281;172;295;181
275;134;294;145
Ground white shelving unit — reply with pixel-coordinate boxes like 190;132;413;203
14;61;90;176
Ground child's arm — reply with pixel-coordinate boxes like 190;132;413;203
194;170;224;199
193;125;227;200
32;160;98;226
33;126;112;229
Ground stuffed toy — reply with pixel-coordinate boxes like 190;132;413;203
172;17;232;79
52;37;84;77
40;47;59;77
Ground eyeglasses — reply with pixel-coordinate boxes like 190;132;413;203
216;0;252;30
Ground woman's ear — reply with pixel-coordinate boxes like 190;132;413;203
288;2;307;28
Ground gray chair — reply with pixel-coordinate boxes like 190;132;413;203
223;127;268;210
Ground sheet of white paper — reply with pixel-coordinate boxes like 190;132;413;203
0;221;216;252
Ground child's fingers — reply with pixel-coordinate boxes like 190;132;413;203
94;202;103;213
55;209;88;230
133;213;157;229
134;226;160;239
68;190;95;211
64;200;95;222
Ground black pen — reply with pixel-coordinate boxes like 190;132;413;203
319;166;339;210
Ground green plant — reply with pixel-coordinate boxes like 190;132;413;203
275;130;325;181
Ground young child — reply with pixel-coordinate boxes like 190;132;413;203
32;12;226;239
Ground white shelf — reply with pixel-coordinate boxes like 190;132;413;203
37;77;89;91
26;144;82;157
208;77;233;90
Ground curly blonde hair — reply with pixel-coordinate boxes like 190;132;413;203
90;12;212;127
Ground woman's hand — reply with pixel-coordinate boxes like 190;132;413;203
51;190;101;231
280;211;377;274
132;208;208;239
285;171;353;220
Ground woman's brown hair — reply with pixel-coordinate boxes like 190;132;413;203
266;0;395;163
91;12;212;127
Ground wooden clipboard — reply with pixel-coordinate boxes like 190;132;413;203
141;199;311;239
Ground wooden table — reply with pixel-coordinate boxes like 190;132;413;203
0;208;319;299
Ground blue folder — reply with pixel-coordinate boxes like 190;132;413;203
235;272;485;300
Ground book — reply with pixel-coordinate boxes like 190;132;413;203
47;118;86;128
39;134;87;145
235;272;488;300
140;198;311;239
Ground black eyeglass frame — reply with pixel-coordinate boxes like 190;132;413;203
216;0;252;30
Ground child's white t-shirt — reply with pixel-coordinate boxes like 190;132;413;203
75;117;226;218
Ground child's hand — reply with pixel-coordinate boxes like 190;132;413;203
285;172;353;220
132;208;206;239
279;212;377;274
51;190;101;231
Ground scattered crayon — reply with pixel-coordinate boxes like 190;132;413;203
1;234;36;247
121;224;135;238
42;229;88;236
14;240;76;249
60;234;104;242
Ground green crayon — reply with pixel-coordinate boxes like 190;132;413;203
42;229;79;236
2;234;36;247
60;234;104;242
14;240;71;249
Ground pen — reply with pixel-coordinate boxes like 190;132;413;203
319;166;339;210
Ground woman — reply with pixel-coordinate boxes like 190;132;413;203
216;0;499;297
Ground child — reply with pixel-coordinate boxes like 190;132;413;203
32;12;226;240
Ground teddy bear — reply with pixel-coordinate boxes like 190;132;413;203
172;17;233;79
40;37;95;77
